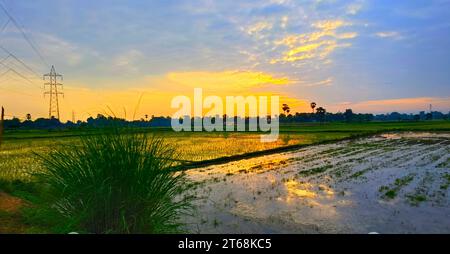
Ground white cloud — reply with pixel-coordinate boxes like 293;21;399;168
269;0;291;5
303;77;333;87
113;49;143;67
34;34;87;66
112;49;144;73
281;16;289;29
375;31;402;39
244;21;273;36
346;3;363;15
1;31;88;68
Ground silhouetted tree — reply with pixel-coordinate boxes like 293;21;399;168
344;109;354;122
310;102;317;113
282;104;290;115
316;107;326;123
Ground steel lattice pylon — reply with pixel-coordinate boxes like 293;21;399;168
43;65;63;119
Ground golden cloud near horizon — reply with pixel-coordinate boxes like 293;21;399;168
1;82;448;121
2;69;447;122
166;70;292;90
0;70;302;121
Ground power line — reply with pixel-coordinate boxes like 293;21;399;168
0;57;36;77
0;67;37;86
0;68;9;77
0;59;42;89
0;84;33;96
0;2;49;68
0;75;38;86
0;55;42;80
0;75;14;84
0;54;9;64
0;8;43;80
0;18;9;34
0;70;42;94
0;45;42;78
0;1;63;119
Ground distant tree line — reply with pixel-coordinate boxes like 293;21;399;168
2;114;171;130
279;109;374;123
280;109;450;123
2;109;450;130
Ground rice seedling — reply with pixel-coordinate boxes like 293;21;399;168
33;128;192;233
379;174;416;199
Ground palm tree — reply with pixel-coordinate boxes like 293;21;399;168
310;102;317;113
282;104;290;115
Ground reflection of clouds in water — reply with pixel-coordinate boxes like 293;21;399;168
285;180;317;199
381;132;450;139
186;155;294;181
281;179;344;220
183;133;450;233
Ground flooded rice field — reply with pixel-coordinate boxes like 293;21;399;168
182;132;450;233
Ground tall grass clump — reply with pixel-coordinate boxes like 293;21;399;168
35;128;191;233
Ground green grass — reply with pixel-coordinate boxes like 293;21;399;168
379;174;416;199
349;168;371;179
28;128;192;233
440;173;450;190
299;164;333;176
384;190;398;199
406;194;427;206
1;121;449;183
0;131;351;182
394;175;415;187
436;157;450;168
280;121;450;133
0;120;449;233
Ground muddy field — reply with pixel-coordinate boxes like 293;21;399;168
182;132;450;233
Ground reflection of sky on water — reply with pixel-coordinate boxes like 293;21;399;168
184;133;450;233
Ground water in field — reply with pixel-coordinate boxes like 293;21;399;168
183;132;450;233
0;132;350;181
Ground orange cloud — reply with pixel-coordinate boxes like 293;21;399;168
166;70;291;90
0;70;296;121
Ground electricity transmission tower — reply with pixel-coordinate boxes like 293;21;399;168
43;66;63;119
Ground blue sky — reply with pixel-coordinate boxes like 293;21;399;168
0;0;449;120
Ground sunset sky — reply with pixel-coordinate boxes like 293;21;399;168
0;0;449;121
